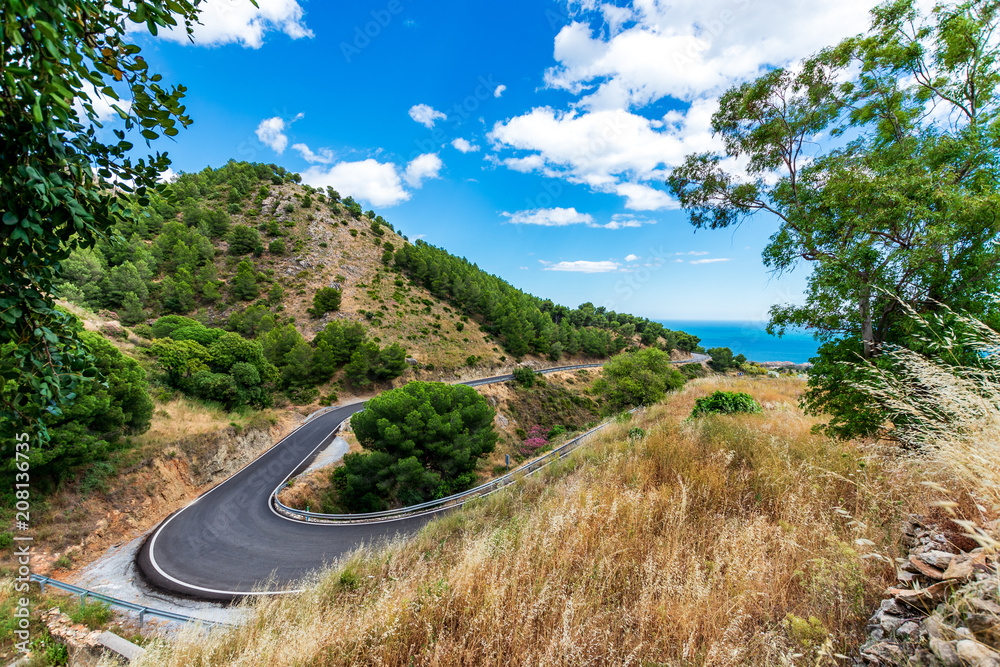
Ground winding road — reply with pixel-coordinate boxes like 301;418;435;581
137;357;709;602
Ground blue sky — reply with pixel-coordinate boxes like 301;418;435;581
121;0;883;321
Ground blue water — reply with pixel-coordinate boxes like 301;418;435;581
658;320;820;364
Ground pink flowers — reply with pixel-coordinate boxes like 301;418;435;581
518;426;549;456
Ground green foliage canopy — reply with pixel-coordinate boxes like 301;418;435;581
1;0;198;440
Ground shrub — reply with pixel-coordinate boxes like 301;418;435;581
309;287;342;317
337;382;497;510
691;391;763;417
151;314;199;339
594;348;685;412
512;366;537;388
228;224;263;255
269;238;286;255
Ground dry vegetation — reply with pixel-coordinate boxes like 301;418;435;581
131;376;943;666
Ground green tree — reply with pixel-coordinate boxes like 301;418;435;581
1;330;153;484
267;282;285;306
161;275;195;313
268;238;286;255
231;260;259;301
339;382;497;510
228;224;263;256
119;291;146;326
344;342;408;387
707;347;736;373
281;338;315;387
1;0;198;442
309;287;341;316
105;261;148;308
666;0;1000;437
594;348;685;412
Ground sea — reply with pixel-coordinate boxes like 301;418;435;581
657;320;820;364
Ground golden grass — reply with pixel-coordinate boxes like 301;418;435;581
851;308;1000;548
132;377;931;667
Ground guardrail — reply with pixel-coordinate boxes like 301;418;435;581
272;406;640;524
30;574;232;629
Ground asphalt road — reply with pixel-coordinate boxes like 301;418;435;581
136;357;708;602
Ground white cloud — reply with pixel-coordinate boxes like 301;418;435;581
503;207;594;226
494;84;507;98
73;83;132;124
302;159;409;207
677;251;710;256
403;153;443;187
625;254;639;262
489;104;715;210
158;167;178;183
451;137;480;153
291;143;334;164
256;117;288;153
549;2;877;110
408;103;447;128
150;0;313;48
690;258;732;264
489;0;881;209
543;260;621;273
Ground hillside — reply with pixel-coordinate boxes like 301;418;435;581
54;160;699;413
118;376;953;665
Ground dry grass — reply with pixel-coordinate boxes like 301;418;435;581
132;377;933;667
851;307;1000;547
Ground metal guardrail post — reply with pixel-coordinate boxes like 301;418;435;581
138;609;146;628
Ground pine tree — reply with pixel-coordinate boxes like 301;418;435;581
231;260;259;300
120;291;146;326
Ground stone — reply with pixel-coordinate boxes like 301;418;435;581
918;550;957;570
968;613;1000;648
955;639;1000;666
943;552;993;581
896;621;921;641
970;595;1000;617
909;555;947;580
889;581;958;611
861;641;908;665
930;638;963;666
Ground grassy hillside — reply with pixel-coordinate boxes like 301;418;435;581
132;376;947;666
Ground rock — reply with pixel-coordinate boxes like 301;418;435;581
970;598;1000;616
879;614;906;635
888;581;957;611
943;552;994;581
956;639;1000;666
968;613;1000;648
896;621;921;641
930;638;963;666
910;555;947;580
918;550;957;570
925;616;950;641
861;641;908;665
406;357;418;365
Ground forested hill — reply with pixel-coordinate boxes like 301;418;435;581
395;242;700;359
54;160;699;406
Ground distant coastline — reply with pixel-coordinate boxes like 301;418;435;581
657;320;820;365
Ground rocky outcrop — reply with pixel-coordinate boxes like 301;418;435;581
858;515;999;666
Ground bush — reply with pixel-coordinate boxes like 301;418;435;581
594;348;685;412
151;314;199;339
269;238;286;255
691;391;763;417
512;366;537;388
228;224;263;255
336;382;497;511
309;287;342;317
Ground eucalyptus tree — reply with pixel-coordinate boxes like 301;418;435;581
1;1;199;444
667;0;1000;437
